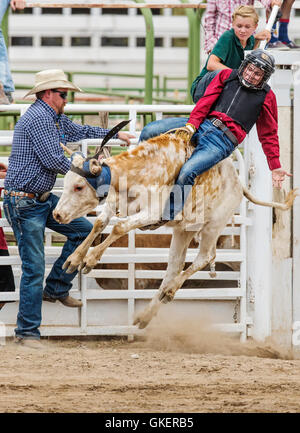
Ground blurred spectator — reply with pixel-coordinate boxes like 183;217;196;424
268;0;300;48
191;5;270;102
204;0;282;53
0;1;26;104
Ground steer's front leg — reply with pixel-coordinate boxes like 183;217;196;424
80;211;160;274
63;208;112;273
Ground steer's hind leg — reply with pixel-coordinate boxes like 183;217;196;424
133;227;196;329
159;217;231;304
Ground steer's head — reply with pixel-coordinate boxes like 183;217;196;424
53;119;130;224
53;152;107;224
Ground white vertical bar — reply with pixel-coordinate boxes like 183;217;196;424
45;231;52;247
239;199;247;342
234;148;247;342
259;5;279;50
129;108;137;134
81;139;88;156
129;108;137;150
127;230;136;341
80;272;87;334
0;321;6;346
245;128;273;341
292;65;300;357
234;149;247;342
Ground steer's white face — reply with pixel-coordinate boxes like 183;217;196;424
53;154;99;224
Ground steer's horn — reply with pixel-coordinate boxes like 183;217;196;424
90;119;131;161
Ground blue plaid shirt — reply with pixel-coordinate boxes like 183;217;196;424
5;99;112;194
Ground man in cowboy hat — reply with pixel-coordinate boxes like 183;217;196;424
3;69;134;349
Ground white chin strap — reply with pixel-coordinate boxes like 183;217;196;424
240;76;264;90
240;78;253;89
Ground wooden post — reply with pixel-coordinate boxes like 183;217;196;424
98;111;111;158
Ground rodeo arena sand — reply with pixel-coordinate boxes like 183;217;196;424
1;316;300;414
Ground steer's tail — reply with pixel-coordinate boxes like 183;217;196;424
242;187;298;210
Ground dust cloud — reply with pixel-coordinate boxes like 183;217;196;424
140;311;293;359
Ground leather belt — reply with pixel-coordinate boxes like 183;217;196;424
4;189;36;199
209;118;239;147
4;190;50;202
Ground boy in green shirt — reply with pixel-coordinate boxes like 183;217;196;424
191;5;271;103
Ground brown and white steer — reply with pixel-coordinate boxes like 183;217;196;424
53;134;296;329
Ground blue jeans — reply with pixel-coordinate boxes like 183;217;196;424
0;0;15;93
3;193;92;339
139;118;235;220
139;117;188;142
192;70;221;103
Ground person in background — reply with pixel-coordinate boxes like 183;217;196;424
267;0;300;48
0;162;15;311
204;0;285;54
3;69;134;349
191;5;270;103
0;0;26;104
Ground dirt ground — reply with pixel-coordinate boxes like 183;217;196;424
1;317;300;414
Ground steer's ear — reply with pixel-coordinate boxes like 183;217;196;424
89;158;102;176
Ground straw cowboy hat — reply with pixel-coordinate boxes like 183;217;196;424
24;69;82;98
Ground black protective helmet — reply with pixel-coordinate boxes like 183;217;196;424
238;49;275;90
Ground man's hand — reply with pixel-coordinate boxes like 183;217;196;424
117;131;135;147
271;0;282;7
59;142;73;156
272;168;292;189
175;123;196;142
10;0;26;11
255;29;271;42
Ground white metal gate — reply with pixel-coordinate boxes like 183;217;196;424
0;101;279;341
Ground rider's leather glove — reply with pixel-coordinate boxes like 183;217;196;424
175;123;196;142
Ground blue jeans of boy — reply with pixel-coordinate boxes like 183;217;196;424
0;0;15;93
139;118;235;220
3;193;92;339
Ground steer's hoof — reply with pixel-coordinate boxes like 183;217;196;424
63;258;81;274
82;265;92;274
138;321;149;329
79;259;95;274
133;315;150;329
66;266;77;274
159;291;173;304
63;261;78;274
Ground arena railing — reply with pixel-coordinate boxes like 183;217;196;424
0;103;249;340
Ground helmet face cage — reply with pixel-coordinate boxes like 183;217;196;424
238;49;275;90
